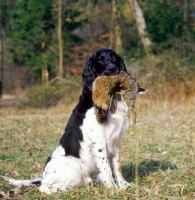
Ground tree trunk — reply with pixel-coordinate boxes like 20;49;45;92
109;0;116;50
128;0;151;49
183;0;188;30
41;31;48;84
0;35;3;98
58;0;63;78
115;24;123;54
42;66;49;84
0;0;3;98
109;0;123;54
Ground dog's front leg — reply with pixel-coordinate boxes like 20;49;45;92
91;139;115;188
111;151;132;189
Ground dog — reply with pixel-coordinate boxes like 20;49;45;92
4;49;145;194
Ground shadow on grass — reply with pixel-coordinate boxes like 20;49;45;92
121;159;177;182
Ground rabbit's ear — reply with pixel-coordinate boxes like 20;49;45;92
138;87;147;94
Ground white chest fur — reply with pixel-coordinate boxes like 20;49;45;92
79;96;129;166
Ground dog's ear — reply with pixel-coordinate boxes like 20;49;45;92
82;56;96;90
117;55;127;72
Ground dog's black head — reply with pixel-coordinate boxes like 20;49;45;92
82;48;127;90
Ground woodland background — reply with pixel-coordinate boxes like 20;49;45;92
1;1;195;199
0;0;195;105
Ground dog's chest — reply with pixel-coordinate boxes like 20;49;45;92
80;99;129;156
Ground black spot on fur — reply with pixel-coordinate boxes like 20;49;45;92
98;149;102;152
31;180;41;185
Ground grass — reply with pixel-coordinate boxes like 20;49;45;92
0;96;195;199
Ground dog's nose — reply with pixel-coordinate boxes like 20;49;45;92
107;66;117;74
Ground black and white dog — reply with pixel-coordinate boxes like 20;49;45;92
5;49;145;194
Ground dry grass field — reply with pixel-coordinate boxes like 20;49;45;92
0;95;195;199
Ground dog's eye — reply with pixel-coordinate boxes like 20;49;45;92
109;52;116;61
98;56;105;62
112;55;116;61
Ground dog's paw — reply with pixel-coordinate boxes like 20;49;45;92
95;173;116;188
39;185;52;194
105;180;116;188
83;176;93;185
117;179;132;189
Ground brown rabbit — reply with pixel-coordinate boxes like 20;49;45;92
92;71;144;125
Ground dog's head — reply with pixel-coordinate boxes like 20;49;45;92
82;48;127;90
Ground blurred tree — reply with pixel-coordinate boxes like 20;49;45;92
7;0;83;81
183;0;188;27
181;0;195;37
109;0;124;54
7;0;55;82
144;0;184;44
142;0;195;64
57;0;63;78
0;0;3;98
0;0;17;97
66;0;111;69
127;0;151;52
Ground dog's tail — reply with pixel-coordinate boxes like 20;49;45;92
1;176;42;187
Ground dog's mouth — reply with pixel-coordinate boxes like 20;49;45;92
103;68;119;76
